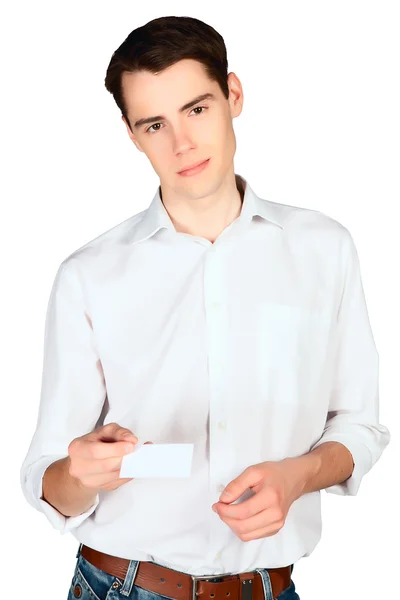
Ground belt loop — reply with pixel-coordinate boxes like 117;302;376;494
254;568;274;600
76;543;83;558
119;559;140;597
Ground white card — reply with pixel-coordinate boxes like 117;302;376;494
119;443;194;478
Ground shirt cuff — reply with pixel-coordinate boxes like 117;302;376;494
310;434;373;496
24;455;100;534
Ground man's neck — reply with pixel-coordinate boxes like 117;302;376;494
161;176;244;243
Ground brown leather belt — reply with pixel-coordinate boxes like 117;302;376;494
80;544;292;600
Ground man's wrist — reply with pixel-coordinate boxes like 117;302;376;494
283;441;355;499
282;452;322;501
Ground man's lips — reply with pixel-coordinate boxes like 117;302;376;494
177;159;209;174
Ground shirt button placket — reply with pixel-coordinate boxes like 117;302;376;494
204;247;229;557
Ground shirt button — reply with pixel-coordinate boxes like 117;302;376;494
211;302;220;310
215;553;221;560
218;421;226;430
217;484;225;493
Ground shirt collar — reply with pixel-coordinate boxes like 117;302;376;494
127;173;285;245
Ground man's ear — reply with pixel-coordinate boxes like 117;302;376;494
121;115;144;152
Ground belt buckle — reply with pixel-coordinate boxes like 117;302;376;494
191;571;235;600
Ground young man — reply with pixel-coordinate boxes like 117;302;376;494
20;15;390;600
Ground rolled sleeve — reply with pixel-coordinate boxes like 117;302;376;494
20;258;106;531
310;229;390;496
23;455;100;534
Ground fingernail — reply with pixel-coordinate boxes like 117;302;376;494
219;490;232;500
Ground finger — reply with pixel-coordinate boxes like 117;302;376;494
73;437;137;460
93;423;139;445
215;493;268;520
93;439;153;463
118;428;139;444
73;452;132;475
239;522;284;542
219;507;283;537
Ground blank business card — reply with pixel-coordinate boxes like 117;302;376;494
119;443;194;478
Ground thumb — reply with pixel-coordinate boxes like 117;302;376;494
219;470;252;503
120;429;138;444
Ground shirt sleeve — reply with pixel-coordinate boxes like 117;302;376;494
310;228;390;496
20;258;107;533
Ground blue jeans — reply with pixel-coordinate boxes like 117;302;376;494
68;544;300;600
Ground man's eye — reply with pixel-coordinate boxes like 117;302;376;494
191;106;207;116
146;122;162;134
146;106;208;134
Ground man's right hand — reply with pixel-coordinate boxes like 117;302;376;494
67;422;153;492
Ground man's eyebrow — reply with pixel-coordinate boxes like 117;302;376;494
133;92;216;129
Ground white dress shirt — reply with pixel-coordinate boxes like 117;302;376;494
20;173;390;575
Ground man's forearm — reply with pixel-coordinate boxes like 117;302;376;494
41;456;99;517
287;441;355;499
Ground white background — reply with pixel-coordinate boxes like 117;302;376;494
2;1;399;598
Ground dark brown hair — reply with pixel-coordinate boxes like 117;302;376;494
104;16;230;132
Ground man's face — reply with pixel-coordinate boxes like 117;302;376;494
121;59;243;196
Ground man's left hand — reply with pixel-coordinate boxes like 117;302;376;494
211;459;305;542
